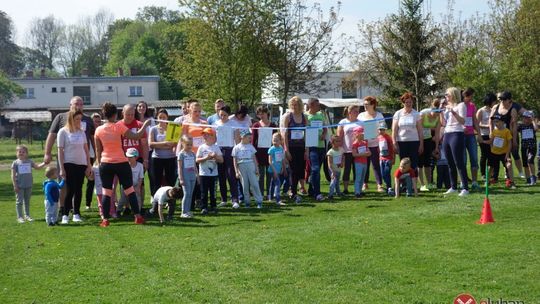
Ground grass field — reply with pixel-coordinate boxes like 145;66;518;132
0;139;538;303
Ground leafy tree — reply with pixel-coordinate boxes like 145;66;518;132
0;11;23;77
26;15;65;70
0;72;23;107
136;6;182;23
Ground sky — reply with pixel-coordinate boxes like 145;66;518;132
4;0;491;46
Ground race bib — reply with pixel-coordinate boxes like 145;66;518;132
379;139;388;151
275;151;283;162
333;155;341;165
184;156;195;168
68;133;85;144
493;137;504;148
239;149;251;159
423;128;431;138
311;121;323;128
81;121;87;132
193;136;204;147
18;163;31;174
522;129;534;139
402;116;414;126
465;117;473;127
357;146;367;154
131;128;138;133
291;130;304;140
156;133;166;142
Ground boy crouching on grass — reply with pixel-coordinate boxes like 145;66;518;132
394;158;418;198
152;186;183;224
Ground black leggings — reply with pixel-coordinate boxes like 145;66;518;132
342;152;355;182
85;158;95;207
150;157;177;195
63;163;87;216
288;146;306;197
99;162;140;219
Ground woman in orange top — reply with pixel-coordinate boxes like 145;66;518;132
177;101;207;153
95;102;150;227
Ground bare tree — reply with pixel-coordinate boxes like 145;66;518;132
26;15;65;70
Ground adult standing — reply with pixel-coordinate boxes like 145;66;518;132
392;92;424;174
118;104;149;208
461;88;481;190
44;96;95;216
440;87;470;196
418;98;441;191
215;105;240;207
337;105;361;194
358;96;385;192
136;101;156;194
95;102;150;227
281;96;308;204
477;93;497;180
84;112;102;210
252;106;277;201
57;110;92;224
490;91;526;178
207;99;225;125
148;109;178;196
305;98;327;201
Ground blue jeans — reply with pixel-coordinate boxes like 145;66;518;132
181;178;196;214
398;176;413;195
308;147;325;197
463;134;479;170
270;175;281;202
380;160;393;189
442;132;469;190
329;169;341;196
354;162;368;195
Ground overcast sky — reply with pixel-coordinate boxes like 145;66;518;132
4;0;491;46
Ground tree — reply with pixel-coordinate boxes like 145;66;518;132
355;0;439;109
258;0;343;105
26;15;65;70
0;11;23;77
136;6;182;23
0;72;23;107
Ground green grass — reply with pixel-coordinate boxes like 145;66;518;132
0;140;539;303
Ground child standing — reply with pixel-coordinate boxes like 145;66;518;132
268;133;287;206
351;126;371;198
43;167;65;226
326;135;344;199
11;145;45;223
117;148;144;216
151;186;183;224
178;135;199;218
394;158;418;198
233;129;264;208
434;141;451;190
196;128;223;214
489;114;515;188
377;122;395;196
518;111;538;185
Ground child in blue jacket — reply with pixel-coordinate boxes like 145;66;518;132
43;167;65;226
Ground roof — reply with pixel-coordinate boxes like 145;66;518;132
10;76;160;83
3;111;52;122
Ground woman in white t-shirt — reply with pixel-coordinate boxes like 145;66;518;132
57;110;92;224
215;105;240;206
440;87;470;196
358;96;385;192
392;92;424;174
337;105;361;194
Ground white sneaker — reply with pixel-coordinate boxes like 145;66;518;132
72;214;83;222
180;213;192;218
267;195;272;202
519;172;525;179
232;202;240;209
444;188;458;195
458;189;469;197
217;201;227;207
61;215;69;224
277;201;287;206
85;206;91;211
25;216;34;222
17;217;25;223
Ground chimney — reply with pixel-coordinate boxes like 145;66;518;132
129;67;138;76
117;67;124;77
40;68;46;78
25;70;34;78
81;68;89;77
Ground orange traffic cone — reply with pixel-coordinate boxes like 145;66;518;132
477;197;494;224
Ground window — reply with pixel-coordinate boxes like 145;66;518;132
60;87;66;93
21;88;35;99
51;87;57;93
129;86;143;97
320;81;326;86
341;80;357;98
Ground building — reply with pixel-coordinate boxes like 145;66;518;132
6;70;160;110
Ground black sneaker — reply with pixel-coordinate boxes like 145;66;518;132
166;215;174;222
122;208;132;216
48;222;54;227
343;189;350;195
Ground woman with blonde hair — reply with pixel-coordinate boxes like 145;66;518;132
337;105;361;194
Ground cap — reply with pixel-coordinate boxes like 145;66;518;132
202;128;216;136
523;111;533;118
240;129;252;137
491;114;502;121
353;126;364;134
377;122;387;130
125;148;139;158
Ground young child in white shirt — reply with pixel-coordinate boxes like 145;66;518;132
233;129;264;208
196;128;223;214
326;135;344;199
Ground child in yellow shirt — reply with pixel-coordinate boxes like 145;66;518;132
489;114;515;188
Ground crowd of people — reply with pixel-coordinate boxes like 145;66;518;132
10;88;539;226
